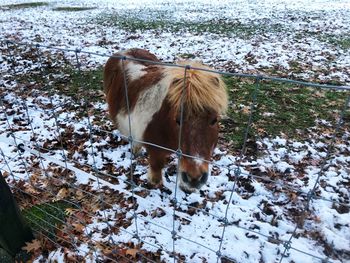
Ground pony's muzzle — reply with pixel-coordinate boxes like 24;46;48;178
181;171;208;189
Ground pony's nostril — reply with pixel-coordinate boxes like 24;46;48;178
200;172;209;184
182;172;208;189
181;172;189;183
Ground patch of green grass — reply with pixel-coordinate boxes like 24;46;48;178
300;31;350;50
58;67;104;100
96;12;285;38
17;62;104;102
23;201;72;238
325;36;350;50
53;6;96;12
223;77;347;148
1;2;48;10
99;14;170;32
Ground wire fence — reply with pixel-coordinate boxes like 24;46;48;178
1;39;350;262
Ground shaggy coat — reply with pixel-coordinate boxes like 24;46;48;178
104;49;228;192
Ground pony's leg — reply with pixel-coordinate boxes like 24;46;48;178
147;149;167;185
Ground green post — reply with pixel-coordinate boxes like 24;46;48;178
0;171;34;260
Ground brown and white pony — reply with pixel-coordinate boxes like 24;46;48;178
104;49;228;192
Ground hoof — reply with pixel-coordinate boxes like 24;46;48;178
147;169;163;186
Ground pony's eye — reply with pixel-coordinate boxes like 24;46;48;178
210;118;218;126
176;118;181;125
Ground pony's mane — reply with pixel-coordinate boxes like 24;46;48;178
165;61;228;116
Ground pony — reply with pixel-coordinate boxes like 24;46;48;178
103;49;228;192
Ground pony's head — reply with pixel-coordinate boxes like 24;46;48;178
166;61;228;192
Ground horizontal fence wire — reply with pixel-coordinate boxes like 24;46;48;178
0;39;349;263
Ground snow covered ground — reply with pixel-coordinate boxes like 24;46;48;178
1;0;350;83
1;81;349;262
0;0;350;262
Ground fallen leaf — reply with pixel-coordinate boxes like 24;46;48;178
290;192;298;202
126;248;139;258
55;187;69;200
72;223;85;233
23;239;41;253
2;171;10;178
65;208;76;216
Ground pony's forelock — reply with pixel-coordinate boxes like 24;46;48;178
166;61;228;116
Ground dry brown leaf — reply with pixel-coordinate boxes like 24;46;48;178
89;202;101;213
96;242;113;255
74;211;87;222
65;208;76;216
23;239;41;253
241;106;250;115
126;248;139;258
76;190;85;200
290;192;298;202
30;171;42;181
72;223;85;233
256;128;266;134
2;170;10;178
64;248;80;261
25;185;41;195
55;187;69;200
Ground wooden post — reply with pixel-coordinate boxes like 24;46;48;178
0;171;34;257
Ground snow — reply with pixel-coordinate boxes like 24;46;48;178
2;87;348;262
1;0;350;262
1;0;350;83
0;89;349;262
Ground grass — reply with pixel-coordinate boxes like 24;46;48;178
1;2;48;10
96;10;350;50
52;7;96;12
297;31;350;50
96;12;285;39
14;56;104;102
55;67;103;99
223;77;348;148
326;36;350;50
22;201;72;238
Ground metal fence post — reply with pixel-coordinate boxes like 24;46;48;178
0;171;34;257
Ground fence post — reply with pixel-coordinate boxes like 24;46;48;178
0;171;34;258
